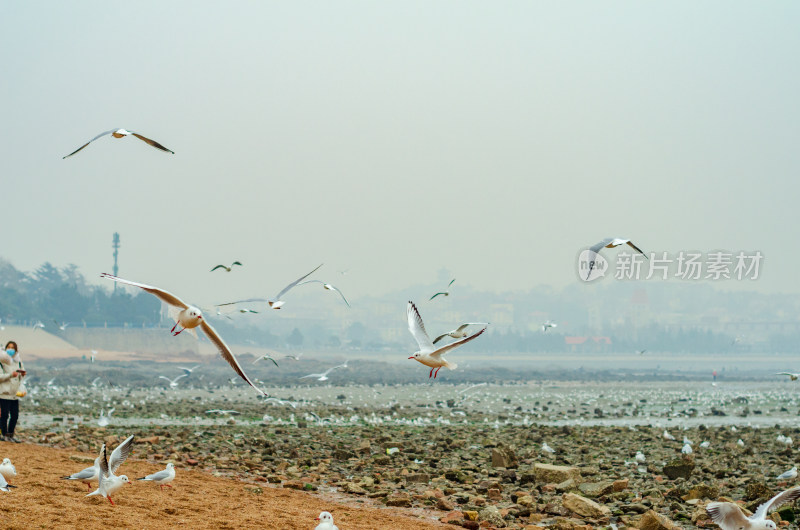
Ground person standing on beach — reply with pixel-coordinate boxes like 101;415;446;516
0;341;26;443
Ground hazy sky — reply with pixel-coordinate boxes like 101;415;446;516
3;2;799;306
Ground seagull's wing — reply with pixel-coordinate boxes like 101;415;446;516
109;435;135;474
98;444;110;478
65;467;97;480
431;327;487;358
325;284;350;307
158;376;172;383
100;273;188;309
174;373;188;383
753;486;800;520
299;373;321;379
231;261;243;267
777;372;795;377
429;292;447;301
130;132;175;154
216;298;269;307
276;263;323;300
267;356;279;367
407;301;435;353
62;129;117;158
211;265;227;272
706;502;749;528
199;320;265;395
625;240;648;258
432;333;449;345
448;279;456;287
589;238;614;254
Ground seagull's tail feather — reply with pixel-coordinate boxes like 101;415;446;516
86;489;101;497
444;359;458;371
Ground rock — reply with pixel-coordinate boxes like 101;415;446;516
463;511;479;521
578;481;614;497
437;497;456;511
139;436;160;444
683;484;719;501
333;449;356;460
440;511;464;525
517;495;534;507
555;478;577;493
745;482;771;501
478;506;507;528
407;473;430;484
533;463;581;484
385;493;412;507
281;480;305;490
662;458;694;480
357;440;371;454
613;478;629;492
445;468;472;484
185;458;199;466
562;493;611;518
491;443;518;469
638;509;679;530
343;482;367;495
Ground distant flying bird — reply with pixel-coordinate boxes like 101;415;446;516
159;374;188;389
300;365;345;382
777;372;800;381
211;261;243;272
707;486;800;530
63;129;174;158
179;365;200;376
282;353;303;361
205;409;240;415
433;323;489;345
32;321;45;331
253;355;279;367
298;280;351;307
541;321;557;333
586;237;648;280
217;264;323;310
407;301;487;379
637;349;647;355
53;320;69;331
430;279;455;301
100;273;264;395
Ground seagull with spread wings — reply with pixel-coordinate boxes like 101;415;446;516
585;238;648;280
211;261;243;272
159;374;188;389
777;372;800;381
407;301;486;379
217;264;322;310
63;129;174;158
101;273;264;395
86;435;135;506
706;486;800;530
433;322;489;345
297;280;351;307
253;355;279;367
430;279;455;301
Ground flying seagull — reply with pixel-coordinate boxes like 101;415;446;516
586;238;648;280
300;365;345;382
706;486;800;530
217;264;323;310
541;321;557;333
407;301;487;378
298;280;350;307
430;279;456;301
63;129;174;158
432;323;489;345
159;374;188;389
777;372;800;381
253;355;279;367
211;261;243;272
179;365;200;375
100;273;264;395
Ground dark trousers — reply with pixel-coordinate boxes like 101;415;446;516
0;399;18;436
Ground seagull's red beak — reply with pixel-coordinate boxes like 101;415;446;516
408;356;414;360
315;517;320;521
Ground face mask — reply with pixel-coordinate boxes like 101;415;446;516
6;349;16;357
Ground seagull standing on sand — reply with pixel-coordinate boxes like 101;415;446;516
63;129;174;158
407;301;487;379
86;435;135;506
707;486;800;530
0;472;15;492
137;463;176;491
432;323;490;345
315;511;339;530
663;430;676;441
777;467;798;481
211;261;242;272
100;273;264;395
430;279;456;301
62;452;103;491
0;458;16;483
585;237;648;280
